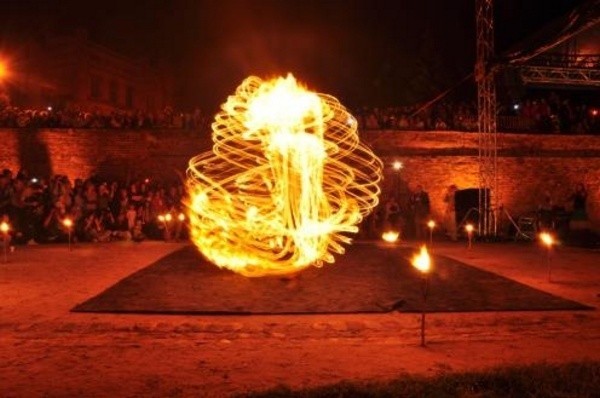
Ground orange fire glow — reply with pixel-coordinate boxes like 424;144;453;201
187;74;383;277
411;245;431;273
539;232;555;247
382;231;400;243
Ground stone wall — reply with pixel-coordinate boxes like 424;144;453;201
363;130;600;230
1;128;598;229
0;129;210;183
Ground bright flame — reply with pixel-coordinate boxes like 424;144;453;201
392;161;403;170
427;220;435;229
412;245;431;273
178;213;185;222
62;218;73;228
382;231;400;243
158;215;165;222
187;74;383;277
0;221;9;233
539;232;555;247
465;224;474;234
165;213;173;222
0;61;7;80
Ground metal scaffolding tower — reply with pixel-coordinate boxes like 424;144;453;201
475;0;497;237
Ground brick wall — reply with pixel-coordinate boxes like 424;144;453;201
0;129;211;183
363;130;600;231
1;128;598;229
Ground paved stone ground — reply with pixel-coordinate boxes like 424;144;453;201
0;240;599;397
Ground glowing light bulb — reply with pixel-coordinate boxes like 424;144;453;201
186;74;383;277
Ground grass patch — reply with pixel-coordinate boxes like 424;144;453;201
242;361;600;398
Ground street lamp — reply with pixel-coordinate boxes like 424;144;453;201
411;245;431;347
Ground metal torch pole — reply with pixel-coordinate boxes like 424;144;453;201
421;275;429;347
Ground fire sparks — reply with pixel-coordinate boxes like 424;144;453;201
187;74;382;277
412;245;431;273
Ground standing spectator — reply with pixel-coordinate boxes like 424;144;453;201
410;184;430;241
570;183;588;221
443;184;458;241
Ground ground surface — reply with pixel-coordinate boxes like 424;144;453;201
73;243;588;314
0;240;599;397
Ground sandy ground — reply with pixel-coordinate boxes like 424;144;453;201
0;240;599;397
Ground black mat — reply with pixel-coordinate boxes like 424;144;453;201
73;244;592;315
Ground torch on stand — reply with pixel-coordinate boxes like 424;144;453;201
63;217;73;252
0;221;10;263
427;220;435;246
539;232;555;282
465;223;474;250
158;213;173;241
411;245;431;347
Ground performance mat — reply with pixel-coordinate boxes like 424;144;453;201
73;243;592;315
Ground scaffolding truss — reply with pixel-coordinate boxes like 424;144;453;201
475;0;497;237
519;65;600;87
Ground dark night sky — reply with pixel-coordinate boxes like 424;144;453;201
0;0;589;110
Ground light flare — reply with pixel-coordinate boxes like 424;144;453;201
187;74;382;277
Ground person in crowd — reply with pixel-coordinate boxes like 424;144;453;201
410;184;430;241
570;183;588;221
443;184;458;241
0;168;186;245
537;191;554;231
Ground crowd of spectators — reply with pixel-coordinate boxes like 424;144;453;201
356;92;599;134
0;168;187;246
0;91;597;134
498;92;599;134
0;103;211;131
356;102;478;132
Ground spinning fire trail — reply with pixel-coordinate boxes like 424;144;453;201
187;74;382;277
